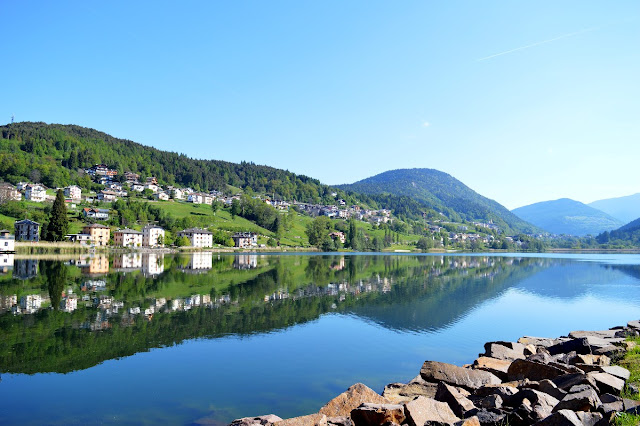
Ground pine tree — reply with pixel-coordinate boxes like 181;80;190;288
45;189;69;241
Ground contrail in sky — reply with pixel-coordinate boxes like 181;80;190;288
477;26;600;61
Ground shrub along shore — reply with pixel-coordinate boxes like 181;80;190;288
231;321;640;426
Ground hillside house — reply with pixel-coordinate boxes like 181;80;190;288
98;190;118;202
25;184;46;202
177;228;213;248
14;219;40;242
0;183;21;202
170;188;184;200
132;184;144;192
114;229;143;247
124;172;140;184
82;224;110;246
142;225;165;247
329;231;346;244
83;208;110;220
232;232;258;248
0;230;15;253
154;192;170;201
64;185;82;200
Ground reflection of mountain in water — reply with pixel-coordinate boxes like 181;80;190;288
0;254;622;375
346;257;549;333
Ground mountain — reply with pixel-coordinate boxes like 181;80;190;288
337;168;536;234
596;217;640;246
588;193;640;224
511;198;623;236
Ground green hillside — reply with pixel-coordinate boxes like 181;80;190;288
512;198;623;236
338;168;536;234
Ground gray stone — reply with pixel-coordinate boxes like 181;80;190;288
350;403;405;426
326;417;353;426
507;359;566;382
548;338;591;356
537;379;567;401
571;354;611;366
569;330;619;340
548;362;583;375
510;389;560;422
319;383;390;418
420;361;501;391
435;382;476;418
588;372;625;396
454;417;480;426
483;343;526;361
534;410;582;426
553;385;601;412
472;384;518;404
575;412;603;426
551;373;599;392
382;381;438;404
524;344;537;356
518;336;559;347
626;382;640;395
274;414;327;426
477;394;503;410
601;365;630;381
403;396;460;426
623;398;640;414
628;320;640;330
472;357;511;381
463;408;506;426
599;393;624;414
592;345;625;357
230;415;284;426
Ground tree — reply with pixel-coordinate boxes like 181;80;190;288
416;237;433;251
306;216;333;250
231;198;241;219
211;200;220;215
44;189;69;241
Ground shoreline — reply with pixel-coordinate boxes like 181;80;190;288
231;321;640;426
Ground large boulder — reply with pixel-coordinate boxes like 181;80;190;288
535;409;582;425
600;365;631;381
547;338;591;356
472;357;511;381
599;393;624;414
553;385;601;412
403;396;460;426
382;379;438;403
551;373;599;392
420;361;501;391
435;382;476;418
483;342;526;361
587;372;625;396
230;415;283;426
509;389;560;422
518;336;559;347
319;383;389;418
350;403;405;426
507;359;566;382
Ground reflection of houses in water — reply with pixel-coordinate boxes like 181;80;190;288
179;252;213;274
0;294;18;314
0;253;14;274
142;253;165;276
20;294;44;314
234;254;257;270
81;280;107;292
81;255;109;276
330;257;345;271
113;253;143;272
13;259;39;280
60;297;78;312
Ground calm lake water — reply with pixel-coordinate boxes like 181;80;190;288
1;252;640;425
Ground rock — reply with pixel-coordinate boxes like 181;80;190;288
477;394;503;410
472;357;511;381
569;330;619;340
592;345;624;357
507;359;566;382
527;351;553;365
420;361;501;391
588;372;625;396
435;382;476;418
518;336;558;347
553;385;601;412
571;354;610;366
548;362;583;375
600;365;630;381
550;352;577;366
230;415;283;426
623;398;640;414
319;383;390;418
575;411;603;426
510;389;560;422
599;393;624;414
472;384;518;404
547;338;591;356
524;344;537;356
535;410;582;426
382;381;438;404
463;408;506;426
628;320;640;330
403;396;460;426
326;417;353;426
454;417;480;426
483;343;526;361
537;379;567;401
274;414;327;426
350;403;405;426
551;373;599;392
626;382;640;395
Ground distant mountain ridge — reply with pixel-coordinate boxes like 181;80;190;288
511;198;623;236
589;193;640;224
337;168;537;234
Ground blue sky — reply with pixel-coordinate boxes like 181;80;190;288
3;1;639;209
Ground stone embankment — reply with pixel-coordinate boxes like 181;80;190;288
230;321;640;426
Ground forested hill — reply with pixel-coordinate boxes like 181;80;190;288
0;122;333;203
337;168;537;234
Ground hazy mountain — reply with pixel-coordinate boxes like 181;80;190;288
337;168;537;234
589;193;640;224
511;198;623;236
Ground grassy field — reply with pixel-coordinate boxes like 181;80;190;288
615;337;640;425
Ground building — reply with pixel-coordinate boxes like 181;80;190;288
142;225;165;248
0;182;21;202
14;219;40;242
24;184;46;202
124;172;140;184
82;224;110;246
0;230;15;252
82;208;110;220
65;233;92;244
114;229;143;247
171;188;184;200
177;228;213;248
64;185;82;200
329;231;346;244
154;192;169;201
98;190;118;202
142;253;165;276
232;232;258;248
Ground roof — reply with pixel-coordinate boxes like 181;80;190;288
115;229;142;235
178;228;213;235
15;219;40;226
142;225;164;230
233;232;257;238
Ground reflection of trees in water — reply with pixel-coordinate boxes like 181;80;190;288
42;261;68;311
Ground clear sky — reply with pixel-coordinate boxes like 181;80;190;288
3;1;639;209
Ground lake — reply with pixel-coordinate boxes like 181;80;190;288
1;252;640;425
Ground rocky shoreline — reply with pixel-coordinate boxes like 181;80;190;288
230;321;640;426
